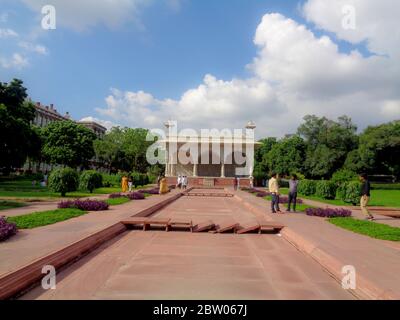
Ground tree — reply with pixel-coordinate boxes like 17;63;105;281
41;121;96;168
48;167;79;197
0;79;38;174
298;115;358;178
253;138;277;181
265;136;306;175
351;121;400;179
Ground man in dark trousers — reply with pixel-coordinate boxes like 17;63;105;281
287;174;299;212
360;173;374;221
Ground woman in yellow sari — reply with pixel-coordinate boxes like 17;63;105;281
121;175;129;193
159;175;169;195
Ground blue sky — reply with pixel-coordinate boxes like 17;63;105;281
1;0;398;136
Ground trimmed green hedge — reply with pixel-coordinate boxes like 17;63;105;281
315;180;337;200
371;183;400;190
337;181;361;205
298;179;317;196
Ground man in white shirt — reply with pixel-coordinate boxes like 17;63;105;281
268;173;281;213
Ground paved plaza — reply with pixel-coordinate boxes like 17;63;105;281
1;188;399;300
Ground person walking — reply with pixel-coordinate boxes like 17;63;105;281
233;177;238;191
249;176;254;189
268;173;281;213
159;175;169;195
182;175;188;190
177;175;182;189
360;173;374;221
287;174;299;212
128;176;133;192
121;175;128;193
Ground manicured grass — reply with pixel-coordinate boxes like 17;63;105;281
7;208;87;229
328;217;400;242
0;180;151;199
106;197;130;206
279;188;400;208
0;200;27;211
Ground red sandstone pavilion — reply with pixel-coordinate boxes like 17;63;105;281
159;120;260;187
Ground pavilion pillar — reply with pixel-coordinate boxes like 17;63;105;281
193;164;198;177
220;163;225;178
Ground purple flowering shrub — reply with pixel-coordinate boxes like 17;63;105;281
58;199;109;211
278;196;303;204
138;188;159;195
256;191;270;197
306;207;352;218
127;192;145;200
0;216;17;242
108;193;125;199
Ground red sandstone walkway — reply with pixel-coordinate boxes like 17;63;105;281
0;191;180;277
234;190;400;299
21;193;353;300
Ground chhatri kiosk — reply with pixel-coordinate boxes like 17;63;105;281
161;121;260;187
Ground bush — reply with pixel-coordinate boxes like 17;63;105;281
256;191;270;197
101;173;122;187
131;172;149;187
79;170;103;193
315;181;337;200
331;169;358;185
337;181;362;205
108;193;124;199
127;192;145;200
138;188;159;195
298;180;317;196
0;216;17;241
48;168;79;197
58;199;109;211
306;208;352;218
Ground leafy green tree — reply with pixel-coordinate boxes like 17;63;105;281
253;137;277;180
48;167;79;197
355;121;400;178
265;136;306;176
41;121;96;168
94;127;126;172
0;79;38;174
298;115;358;178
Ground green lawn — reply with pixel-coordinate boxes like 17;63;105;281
7;208;87;229
279;188;400;208
0;200;27;211
105;197;131;206
329;217;400;241
0;179;151;199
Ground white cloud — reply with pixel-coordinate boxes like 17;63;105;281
0;53;29;69
18;41;48;55
0;28;18;38
90;1;400;137
79;117;116;131
0;13;9;23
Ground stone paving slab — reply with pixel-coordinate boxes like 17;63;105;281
20;231;353;300
235;190;400;299
0;191;181;277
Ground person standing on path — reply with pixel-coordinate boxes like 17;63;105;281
360;173;374;221
128;176;133;192
121;175;128;193
287;174;299;212
268;173;281;213
159;175;169;194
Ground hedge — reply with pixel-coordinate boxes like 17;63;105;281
48;168;79;197
298;180;317;196
337;181;362;205
79;170;103;193
315;180;337;200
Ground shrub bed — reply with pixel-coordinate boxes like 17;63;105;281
0;216;17;241
58;199;109;211
277;196;303;204
108;193;125;199
127;192;145;200
138;188;159;195
306;207;352;218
